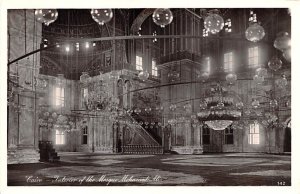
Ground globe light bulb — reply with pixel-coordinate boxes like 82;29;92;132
283;48;291;62
138;71;150;81
204;13;224;34
35;9;58;26
251;99;260;108
269;99;278;108
80;72;90;84
91;9;113;25
197;72;209;82
255;67;268;77
168;70;180;82
236;102;244;109
245;22;265;42
225;73;237;85
274;32;291;52
152;8;173;28
275;74;288;89
253;74;264;85
268;56;282;71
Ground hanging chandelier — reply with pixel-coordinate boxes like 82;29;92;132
197;84;242;130
245;10;265;42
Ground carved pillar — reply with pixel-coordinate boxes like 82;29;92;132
194;125;201;146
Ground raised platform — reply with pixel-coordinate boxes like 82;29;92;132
171;146;203;154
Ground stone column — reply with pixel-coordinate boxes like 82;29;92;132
8;9;42;164
194;125;201;146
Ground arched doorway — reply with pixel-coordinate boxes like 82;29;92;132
284;119;291;152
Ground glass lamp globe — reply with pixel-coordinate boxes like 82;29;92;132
252;99;260;108
138;71;150;81
255;67;268;77
245;22;265;42
144;107;152;113
199;101;208;110
168;70;180;82
35;9;58;26
152;8;173;28
169;104;177;111
251;99;259;108
225;73;237;85
275;74;288;89
269;99;278;108
268;56;282;71
134;108;141;114
204;13;224;34
253;74;264;85
216;102;225;109
197;72;209;82
236;102;244;109
91;9;113;25
183;103;192;112
283;48;291;62
273;32;291;51
80;72;90;83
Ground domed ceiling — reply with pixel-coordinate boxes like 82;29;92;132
39;8;291;80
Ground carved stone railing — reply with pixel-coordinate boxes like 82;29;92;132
122;145;163;154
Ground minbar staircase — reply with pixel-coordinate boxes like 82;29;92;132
122;113;163;154
38;141;60;162
131;112;162;144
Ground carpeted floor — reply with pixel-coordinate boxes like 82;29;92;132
7;152;291;186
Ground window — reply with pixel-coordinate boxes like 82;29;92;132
82;88;88;107
83;88;88;99
152;60;158;76
55;130;65;145
203;126;210;145
249;121;260;144
54;86;65;107
224;52;234;72
225;127;234;144
136;55;143;71
82;126;88;145
204;57;211;74
248;46;259;68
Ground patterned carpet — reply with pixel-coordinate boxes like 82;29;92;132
7;152;291;186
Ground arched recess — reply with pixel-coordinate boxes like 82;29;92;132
130;9;156;34
124;79;132;109
284;117;291;152
117;78;124;107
